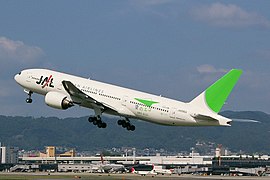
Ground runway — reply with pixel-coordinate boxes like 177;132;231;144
0;172;269;180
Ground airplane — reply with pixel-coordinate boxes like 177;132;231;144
153;165;173;175
99;153;126;173
14;68;242;131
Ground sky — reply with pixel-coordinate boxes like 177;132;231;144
0;0;270;118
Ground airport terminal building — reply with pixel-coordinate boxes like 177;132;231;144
1;146;270;176
17;153;270;176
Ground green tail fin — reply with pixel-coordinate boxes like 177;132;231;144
205;69;242;113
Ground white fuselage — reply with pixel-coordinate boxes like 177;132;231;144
14;69;231;126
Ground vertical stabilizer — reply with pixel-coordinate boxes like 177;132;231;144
190;69;242;113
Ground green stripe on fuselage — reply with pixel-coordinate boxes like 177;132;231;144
134;98;159;107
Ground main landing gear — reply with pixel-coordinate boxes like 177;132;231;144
25;91;33;103
88;116;107;128
117;118;135;131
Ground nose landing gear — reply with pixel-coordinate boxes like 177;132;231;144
25;90;33;103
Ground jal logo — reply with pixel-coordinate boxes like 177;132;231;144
36;75;54;88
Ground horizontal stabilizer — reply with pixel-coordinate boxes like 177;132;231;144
192;114;218;121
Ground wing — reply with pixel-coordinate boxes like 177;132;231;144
62;80;118;113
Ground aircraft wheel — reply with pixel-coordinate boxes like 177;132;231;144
93;119;98;125
88;117;95;123
117;120;123;125
101;122;107;128
122;121;128;128
97;122;103;128
26;98;32;103
127;124;131;131
130;125;135;131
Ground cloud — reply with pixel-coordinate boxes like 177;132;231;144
192;65;228;86
196;64;227;74
0;36;44;64
191;3;270;28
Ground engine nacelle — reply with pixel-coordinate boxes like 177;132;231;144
45;91;73;110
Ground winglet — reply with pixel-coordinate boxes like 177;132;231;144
190;69;242;113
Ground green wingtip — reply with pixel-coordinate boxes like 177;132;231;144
205;69;242;113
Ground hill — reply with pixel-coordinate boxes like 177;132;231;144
0;111;269;153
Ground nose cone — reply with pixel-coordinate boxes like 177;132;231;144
14;72;22;85
14;74;19;82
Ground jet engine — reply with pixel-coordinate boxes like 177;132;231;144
45;91;73;110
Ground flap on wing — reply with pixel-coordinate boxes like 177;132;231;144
192;114;218;121
62;80;118;112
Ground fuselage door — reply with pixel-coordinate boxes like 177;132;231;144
26;72;32;83
170;107;176;118
122;95;129;106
